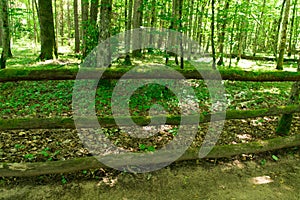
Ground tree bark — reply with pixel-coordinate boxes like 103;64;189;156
274;0;286;57
99;0;113;66
37;0;57;60
2;68;300;82
276;0;291;70
124;0;133;65
217;0;230;66
276;55;300;135
0;0;11;69
90;0;99;24
81;0;89;58
67;0;71;46
0;11;2;47
1;105;300;130
252;0;266;57
287;0;297;57
211;0;216;69
132;0;143;57
74;0;80;53
60;0;64;46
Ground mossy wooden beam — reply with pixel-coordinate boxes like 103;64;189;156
1;68;300;82
224;53;299;62
1;134;299;177
0;105;299;130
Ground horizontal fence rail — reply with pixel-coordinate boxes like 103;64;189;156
0;105;299;130
1;134;300;177
1;68;300;82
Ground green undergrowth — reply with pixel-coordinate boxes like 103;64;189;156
0;79;293;119
0;45;296;119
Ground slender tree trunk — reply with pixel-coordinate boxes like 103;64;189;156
187;0;194;59
287;0;297;57
178;0;184;69
60;0;64;46
32;0;38;47
27;0;32;37
74;0;80;53
0;12;3;47
229;1;238;68
252;0;266;57
99;0;112;66
292;12;299;59
89;0;99;52
217;0;230;66
236;0;250;65
166;0;179;66
90;0;99;23
147;0;156;53
276;0;291;70
0;0;11;69
81;0;89;58
132;0;143;57
211;0;216;69
54;0;59;48
37;0;57;60
124;0;133;65
274;0;286;57
67;0;71;46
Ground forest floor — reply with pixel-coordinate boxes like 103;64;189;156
1;44;300;199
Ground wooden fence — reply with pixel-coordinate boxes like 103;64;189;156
0;68;300;177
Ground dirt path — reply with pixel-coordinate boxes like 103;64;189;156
1;153;300;200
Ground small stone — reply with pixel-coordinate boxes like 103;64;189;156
10;148;17;153
19;132;26;136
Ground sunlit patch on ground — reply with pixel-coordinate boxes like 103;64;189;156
250;176;274;185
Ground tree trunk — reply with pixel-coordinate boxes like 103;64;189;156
0;5;3;47
217;0;230;66
124;0;133;65
37;0;57;60
67;0;71;46
2;68;300;82
32;0;38;48
74;0;80;53
236;0;250;65
132;0;143;57
252;0;266;57
60;0;64;46
287;0;297;57
81;0;89;58
276;54;300;135
88;0;100;53
211;0;216;69
54;0;59;48
274;0;286;57
178;0;184;69
99;0;113;66
90;0;99;23
0;0;11;69
147;0;156;54
276;0;291;70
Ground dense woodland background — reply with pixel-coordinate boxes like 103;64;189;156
0;0;299;70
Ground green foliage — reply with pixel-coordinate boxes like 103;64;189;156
139;144;156;152
24;153;35;161
14;144;25;150
61;176;67;184
260;159;266;166
272;155;279;161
